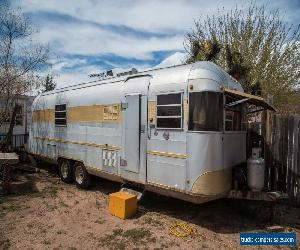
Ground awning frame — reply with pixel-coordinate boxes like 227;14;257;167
226;97;251;108
224;88;275;111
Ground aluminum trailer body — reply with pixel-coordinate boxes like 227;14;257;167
28;61;271;203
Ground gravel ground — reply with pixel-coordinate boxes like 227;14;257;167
0;163;299;250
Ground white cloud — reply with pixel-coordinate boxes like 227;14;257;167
39;58;102;88
15;0;233;33
52;64;103;88
13;0;299;57
33;21;183;60
11;0;298;89
15;0;298;35
155;52;187;68
49;58;87;71
14;0;298;62
12;0;271;63
52;52;187;88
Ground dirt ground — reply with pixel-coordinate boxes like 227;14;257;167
0;163;299;250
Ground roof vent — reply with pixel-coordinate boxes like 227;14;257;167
89;68;138;80
116;68;138;77
89;70;114;79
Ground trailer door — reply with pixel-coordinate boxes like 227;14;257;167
121;76;151;183
124;94;140;173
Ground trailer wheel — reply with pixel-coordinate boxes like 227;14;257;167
73;162;90;189
58;159;73;183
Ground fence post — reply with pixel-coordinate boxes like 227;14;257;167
297;120;300;205
262;101;273;190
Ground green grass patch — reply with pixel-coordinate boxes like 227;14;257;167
94;219;105;224
140;216;163;227
42;239;51;245
0;239;11;250
100;227;156;250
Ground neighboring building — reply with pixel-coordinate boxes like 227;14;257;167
0;95;35;150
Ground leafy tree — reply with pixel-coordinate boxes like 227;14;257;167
187;37;221;63
184;4;300;108
44;74;56;92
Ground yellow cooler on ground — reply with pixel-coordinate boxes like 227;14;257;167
109;191;137;219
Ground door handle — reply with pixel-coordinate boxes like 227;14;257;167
140;125;145;133
148;123;152;139
148;123;155;139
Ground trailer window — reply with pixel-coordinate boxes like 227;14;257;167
15;104;23;126
55;104;67;126
156;93;182;129
1;104;23;125
225;95;246;131
188;91;223;131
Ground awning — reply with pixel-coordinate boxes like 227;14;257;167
224;88;275;111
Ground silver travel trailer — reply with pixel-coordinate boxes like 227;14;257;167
28;61;273;204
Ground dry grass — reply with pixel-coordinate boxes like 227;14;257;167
0;165;299;250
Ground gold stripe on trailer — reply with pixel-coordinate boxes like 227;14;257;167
32;109;55;122
148;101;156;123
68;104;122;123
34;137;121;151
32;103;122;123
147;150;187;159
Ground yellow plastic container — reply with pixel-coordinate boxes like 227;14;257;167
109;191;137;219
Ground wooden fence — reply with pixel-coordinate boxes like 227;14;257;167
264;114;300;204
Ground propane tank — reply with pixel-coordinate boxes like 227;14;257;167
247;147;265;191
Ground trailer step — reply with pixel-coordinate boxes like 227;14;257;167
120;187;144;201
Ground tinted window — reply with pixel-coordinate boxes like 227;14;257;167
55;111;66;118
55;104;66;111
55;118;67;126
188;91;223;131
157;106;181;116
157;93;181;105
157;118;181;128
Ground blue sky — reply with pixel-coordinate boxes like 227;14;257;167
11;0;300;88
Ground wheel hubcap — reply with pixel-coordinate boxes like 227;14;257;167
75;166;84;184
60;162;69;178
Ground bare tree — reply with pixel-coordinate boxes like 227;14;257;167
0;3;49;151
184;4;300;108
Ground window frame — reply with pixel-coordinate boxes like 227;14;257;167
1;104;23;126
55;104;67;127
224;94;246;132
15;104;23;126
155;92;183;130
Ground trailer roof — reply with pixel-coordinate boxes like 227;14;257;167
40;61;243;97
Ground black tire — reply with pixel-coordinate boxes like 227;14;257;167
73;162;90;189
58;159;73;183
